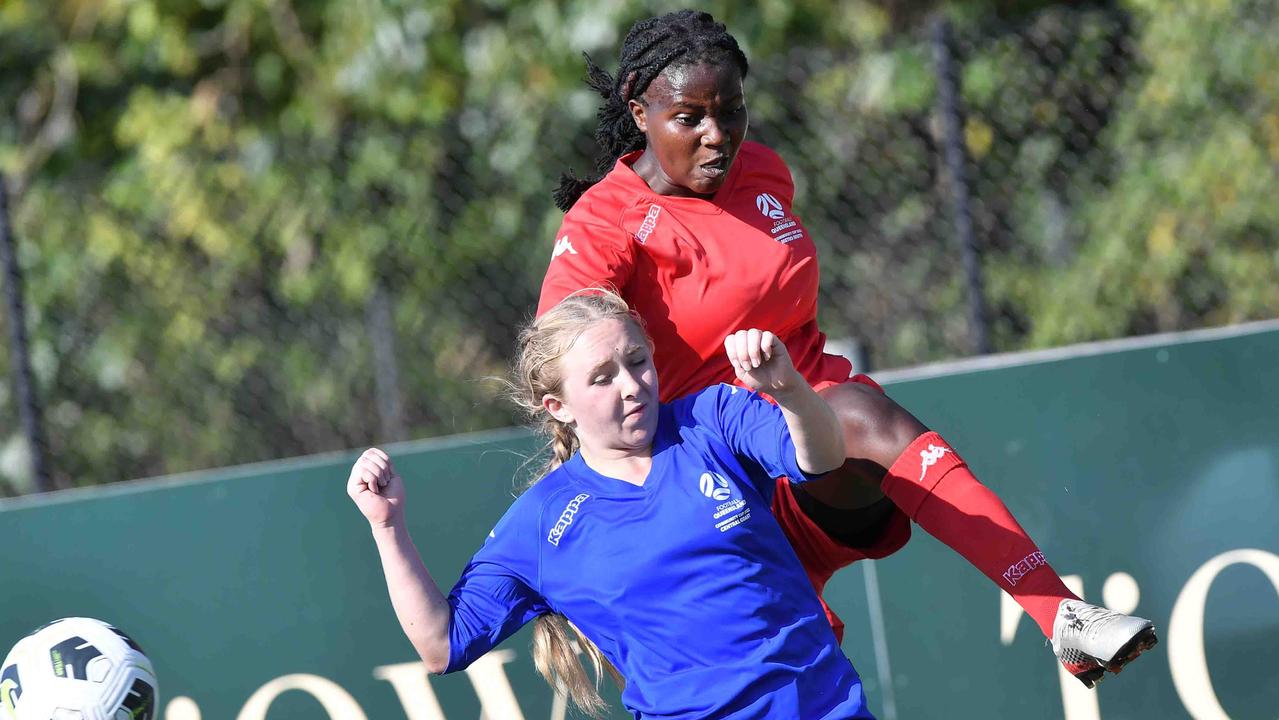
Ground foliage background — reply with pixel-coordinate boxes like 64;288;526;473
1;0;1276;492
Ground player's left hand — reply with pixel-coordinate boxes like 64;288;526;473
724;329;802;396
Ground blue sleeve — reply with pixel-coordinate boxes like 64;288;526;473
443;498;550;673
683;384;828;492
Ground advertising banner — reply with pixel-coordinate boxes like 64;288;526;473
2;324;1275;719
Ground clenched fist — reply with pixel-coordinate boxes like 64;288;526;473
346;448;405;529
723;329;802;396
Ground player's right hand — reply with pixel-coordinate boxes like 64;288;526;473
346;448;405;529
724;328;802;396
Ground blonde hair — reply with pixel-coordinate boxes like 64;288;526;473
508;289;636;716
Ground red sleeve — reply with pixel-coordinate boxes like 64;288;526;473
536;204;636;317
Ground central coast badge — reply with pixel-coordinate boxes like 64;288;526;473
699;472;749;532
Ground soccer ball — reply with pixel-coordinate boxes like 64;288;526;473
1;618;157;720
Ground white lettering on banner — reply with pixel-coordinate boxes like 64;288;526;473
1168;548;1279;720
160;548;1279;719
164;697;201;720
236;674;368;720
171;649;540;719
550;689;569;720
465;650;526;720
372;662;447;720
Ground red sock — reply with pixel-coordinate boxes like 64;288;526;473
881;431;1079;638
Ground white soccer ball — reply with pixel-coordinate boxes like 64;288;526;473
1;618;157;720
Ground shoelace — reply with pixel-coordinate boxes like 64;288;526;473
1064;603;1118;641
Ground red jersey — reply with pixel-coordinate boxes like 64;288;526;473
538;142;910;643
538;141;853;402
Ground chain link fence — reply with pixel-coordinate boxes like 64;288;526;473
2;1;1276;493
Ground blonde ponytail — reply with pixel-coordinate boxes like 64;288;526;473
533;615;625;717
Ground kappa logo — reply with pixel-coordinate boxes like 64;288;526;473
699;472;733;501
547;493;590;546
755;192;786;220
635;204;662;244
918;444;951;482
552;235;577;258
1003;551;1047;587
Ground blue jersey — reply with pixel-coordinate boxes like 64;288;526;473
444;384;873;719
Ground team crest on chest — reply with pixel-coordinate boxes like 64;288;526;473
699;472;750;532
754;193;805;244
755;193;785;219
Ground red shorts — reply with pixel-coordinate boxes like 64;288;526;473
770;373;911;644
812;371;884;395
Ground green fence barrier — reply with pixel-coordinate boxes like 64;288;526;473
3;322;1276;719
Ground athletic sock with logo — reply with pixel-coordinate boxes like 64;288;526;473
880;431;1079;638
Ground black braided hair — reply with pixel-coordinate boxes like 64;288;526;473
553;10;749;212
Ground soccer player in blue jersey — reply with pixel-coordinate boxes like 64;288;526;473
347;290;876;718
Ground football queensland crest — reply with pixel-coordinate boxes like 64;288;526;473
699;472;734;501
700;472;750;532
755;192;786;220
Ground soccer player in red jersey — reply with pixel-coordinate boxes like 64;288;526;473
538;10;1157;690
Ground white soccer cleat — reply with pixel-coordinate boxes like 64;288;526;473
1051;599;1158;688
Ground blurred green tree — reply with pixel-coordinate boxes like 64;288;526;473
1027;0;1279;343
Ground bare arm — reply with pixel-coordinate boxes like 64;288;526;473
724;329;846;474
772;383;846;475
347;448;452;674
